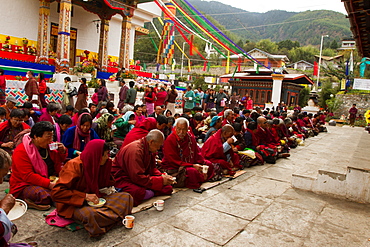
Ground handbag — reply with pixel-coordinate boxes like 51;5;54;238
45;87;51;94
69;87;77;97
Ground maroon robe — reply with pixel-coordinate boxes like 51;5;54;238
255;125;278;146
112;138;172;206
201;129;241;172
161;130;214;189
121;117;157;148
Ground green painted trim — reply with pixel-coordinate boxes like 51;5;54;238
0;66;53;75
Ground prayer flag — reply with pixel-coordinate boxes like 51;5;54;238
345;60;349;76
313;61;318;76
349;50;354;73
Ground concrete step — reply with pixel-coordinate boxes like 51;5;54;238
292;127;370;203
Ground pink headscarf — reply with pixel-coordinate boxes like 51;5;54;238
73;112;91;151
23;134;48;178
80;139;112;197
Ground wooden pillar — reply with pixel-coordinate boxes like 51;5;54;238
119;16;132;69
98;19;110;72
37;0;50;64
56;0;72;73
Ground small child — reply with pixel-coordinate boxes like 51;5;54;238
91;88;99;105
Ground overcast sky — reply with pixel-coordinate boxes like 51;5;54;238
210;0;347;14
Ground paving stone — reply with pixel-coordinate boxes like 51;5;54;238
303;222;367;247
254;202;318;238
225;222;304;247
116;222;218;247
230;176;291;199
315;202;370;237
168;205;249;245
29;220;147;247
275;188;327;213
11;208;56;243
258;166;293;182
199;190;273;220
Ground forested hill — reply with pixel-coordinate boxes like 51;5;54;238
186;0;352;45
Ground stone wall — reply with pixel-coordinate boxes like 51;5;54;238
336;94;370;117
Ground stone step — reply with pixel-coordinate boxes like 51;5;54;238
292;127;370;203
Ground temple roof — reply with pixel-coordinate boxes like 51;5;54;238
343;0;370;57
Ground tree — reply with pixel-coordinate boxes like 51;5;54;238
299;87;311;107
318;81;340;108
277;39;300;50
330;40;339;49
288;46;319;63
255;39;278;54
326;97;343;116
322;48;336;57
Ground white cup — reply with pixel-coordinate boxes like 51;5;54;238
153;200;164;211
122;215;135;229
49;142;58;150
202;165;209;174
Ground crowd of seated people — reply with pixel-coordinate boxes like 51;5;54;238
0;88;329;239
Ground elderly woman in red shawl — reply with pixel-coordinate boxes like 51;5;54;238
202;124;241;175
121;116;168;148
52;139;133;237
10;121;68;210
62;112;100;159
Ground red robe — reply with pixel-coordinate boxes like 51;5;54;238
112;138;172;206
161;131;214;189
121;117;157;148
255;125;277;146
201;129;241;172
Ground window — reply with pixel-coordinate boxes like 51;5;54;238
267;91;271;103
255;91;259;103
261;91;266;103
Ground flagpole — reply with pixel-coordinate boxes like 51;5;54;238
315;34;329;92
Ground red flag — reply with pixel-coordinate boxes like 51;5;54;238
189;35;194;56
203;61;208;71
313;61;318;76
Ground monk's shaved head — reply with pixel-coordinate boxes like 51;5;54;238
257;116;266;125
146;129;164;143
222;124;234;134
146;130;164;153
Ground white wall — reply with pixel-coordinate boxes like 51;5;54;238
0;0;39;41
0;0;161;60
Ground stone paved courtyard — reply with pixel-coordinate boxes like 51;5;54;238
3;126;370;247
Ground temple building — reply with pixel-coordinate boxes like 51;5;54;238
221;48;290;69
0;0;159;75
221;69;314;107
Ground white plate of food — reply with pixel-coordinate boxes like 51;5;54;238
87;198;106;208
7;199;27;221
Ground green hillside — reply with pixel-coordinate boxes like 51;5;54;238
186;0;352;46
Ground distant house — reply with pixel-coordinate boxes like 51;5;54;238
220;48;289;68
314;55;344;69
287;60;314;71
337;39;356;50
221;68;313;107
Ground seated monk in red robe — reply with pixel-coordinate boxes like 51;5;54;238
202;125;241;175
112;130;174;206
161;118;215;189
121;116;167;148
255;117;290;159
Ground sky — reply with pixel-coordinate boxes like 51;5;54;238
209;0;347;14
